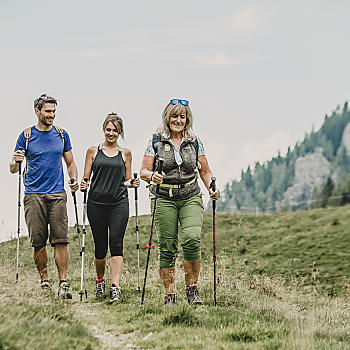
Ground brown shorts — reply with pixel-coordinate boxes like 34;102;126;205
24;192;69;247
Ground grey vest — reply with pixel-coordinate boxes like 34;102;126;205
150;136;200;200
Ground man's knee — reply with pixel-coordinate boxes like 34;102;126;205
52;242;68;247
33;245;47;259
34;245;46;252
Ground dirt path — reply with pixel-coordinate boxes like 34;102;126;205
72;303;141;350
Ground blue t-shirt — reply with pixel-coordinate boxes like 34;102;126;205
15;126;72;194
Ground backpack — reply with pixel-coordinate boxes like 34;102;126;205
151;133;199;170
23;125;65;156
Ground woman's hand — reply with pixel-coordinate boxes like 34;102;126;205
209;188;220;201
151;171;165;184
129;177;140;188
80;179;90;192
68;179;79;192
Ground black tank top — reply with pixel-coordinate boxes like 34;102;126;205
88;146;128;205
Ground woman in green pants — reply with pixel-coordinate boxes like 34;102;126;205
140;98;220;305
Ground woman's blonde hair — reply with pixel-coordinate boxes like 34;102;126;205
157;101;195;141
103;112;124;138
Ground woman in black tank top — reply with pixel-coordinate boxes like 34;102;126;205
80;113;140;303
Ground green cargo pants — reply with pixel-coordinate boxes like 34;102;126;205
151;194;204;269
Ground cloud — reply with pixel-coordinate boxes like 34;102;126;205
76;48;121;59
195;52;234;67
204;130;295;188
225;7;260;35
239;130;294;166
194;52;265;67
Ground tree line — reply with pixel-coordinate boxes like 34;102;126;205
217;102;350;212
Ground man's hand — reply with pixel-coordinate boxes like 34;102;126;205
13;150;25;163
10;150;25;173
68;179;79;192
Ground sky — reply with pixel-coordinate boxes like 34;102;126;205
1;0;350;241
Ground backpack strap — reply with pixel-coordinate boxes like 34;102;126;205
193;138;199;154
152;133;161;154
193;138;199;167
152;133;161;171
54;125;65;149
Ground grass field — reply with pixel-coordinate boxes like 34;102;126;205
1;205;350;349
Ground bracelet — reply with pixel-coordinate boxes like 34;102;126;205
150;172;155;181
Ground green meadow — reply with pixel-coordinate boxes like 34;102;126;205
1;205;350;349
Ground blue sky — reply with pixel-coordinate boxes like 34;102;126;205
1;0;350;240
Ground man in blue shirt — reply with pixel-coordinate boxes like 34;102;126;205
10;94;78;299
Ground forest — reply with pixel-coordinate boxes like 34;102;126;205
217;102;350;212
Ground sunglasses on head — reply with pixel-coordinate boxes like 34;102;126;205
170;99;189;106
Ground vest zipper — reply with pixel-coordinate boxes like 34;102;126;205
178;165;181;199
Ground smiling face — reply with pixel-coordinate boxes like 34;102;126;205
169;108;187;136
35;102;56;127
104;121;119;143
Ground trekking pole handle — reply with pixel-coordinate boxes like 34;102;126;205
210;177;216;192
210;177;216;211
83;178;88;203
133;173;138;200
17;148;22;200
16;147;23;165
156;158;164;194
157;158;164;174
69;178;77;202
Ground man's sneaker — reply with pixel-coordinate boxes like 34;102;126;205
109;285;121;304
58;281;72;300
164;293;176;305
41;280;51;291
96;279;106;299
186;286;203;305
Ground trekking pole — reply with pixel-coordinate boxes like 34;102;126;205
210;177;217;306
133;172;141;292
80;178;88;301
141;159;164;304
70;179;81;248
15;156;22;282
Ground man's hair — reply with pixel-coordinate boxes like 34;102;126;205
34;94;57;110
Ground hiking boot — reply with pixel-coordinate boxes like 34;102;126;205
164;293;176;305
96;279;106;299
40;280;51;291
58;281;72;300
109;285;121;304
186;286;203;305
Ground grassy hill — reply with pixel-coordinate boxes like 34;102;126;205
1;205;350;349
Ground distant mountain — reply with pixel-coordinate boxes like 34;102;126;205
217;101;350;212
